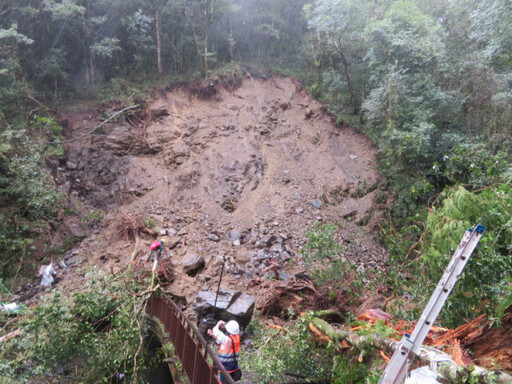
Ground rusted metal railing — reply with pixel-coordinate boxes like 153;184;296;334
146;294;236;384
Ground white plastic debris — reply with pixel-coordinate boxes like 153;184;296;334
405;366;440;384
41;264;57;287
1;302;20;313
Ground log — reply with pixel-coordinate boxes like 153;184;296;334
0;329;21;343
310;317;512;384
431;314;487;346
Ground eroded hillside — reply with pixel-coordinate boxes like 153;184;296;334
50;76;389;315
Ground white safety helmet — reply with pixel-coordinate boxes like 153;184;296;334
225;320;240;335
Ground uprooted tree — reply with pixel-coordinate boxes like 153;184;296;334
309;316;512;384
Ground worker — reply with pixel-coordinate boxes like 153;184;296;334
149;239;165;261
149;239;165;289
208;320;241;383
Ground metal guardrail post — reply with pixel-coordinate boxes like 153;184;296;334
146;294;237;384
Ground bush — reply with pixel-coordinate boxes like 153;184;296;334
245;313;381;384
0;115;64;283
0;271;155;383
244;313;332;383
301;223;343;264
396;184;512;327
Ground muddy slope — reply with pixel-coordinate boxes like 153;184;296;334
55;76;389;311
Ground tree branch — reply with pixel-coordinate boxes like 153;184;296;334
28;104;140;145
310;317;512;384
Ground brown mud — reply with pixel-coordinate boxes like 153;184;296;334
52;75;389;315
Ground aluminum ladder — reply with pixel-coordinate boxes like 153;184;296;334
378;224;486;384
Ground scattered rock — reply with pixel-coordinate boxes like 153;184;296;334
279;251;292;262
270;243;283;253
259;235;276;248
182;251;205;276
166;236;181;250
255;250;270;262
229;230;243;241
311;200;322;209
207;233;220;242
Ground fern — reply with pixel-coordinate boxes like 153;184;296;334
406;184;512;327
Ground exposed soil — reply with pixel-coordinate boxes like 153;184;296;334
50;75;389;314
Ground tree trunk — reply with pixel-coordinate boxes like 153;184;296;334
228;19;234;62
90;54;95;86
335;40;356;114
183;10;206;77
204;0;214;76
155;10;162;78
310;317;512;384
204;30;208;75
83;44;90;86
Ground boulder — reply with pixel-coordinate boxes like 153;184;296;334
195;289;241;312
259;234;275;248
207;233;220;242
255;249;270;262
182;251;205;276
229;230;243;241
227;293;255;320
193;289;255;328
235;250;253;264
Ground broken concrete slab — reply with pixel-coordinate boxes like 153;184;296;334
194;288;255;328
195;289;241;311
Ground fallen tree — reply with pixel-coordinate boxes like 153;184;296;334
310;317;512;384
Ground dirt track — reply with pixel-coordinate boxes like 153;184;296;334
54;76;389;314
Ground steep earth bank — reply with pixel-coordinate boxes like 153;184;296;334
43;76;390;320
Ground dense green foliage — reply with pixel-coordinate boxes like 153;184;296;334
305;0;512;217
244;312;379;384
382;185;512;327
0;0;308;94
0;271;155;383
0;114;63;282
303;0;512;329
